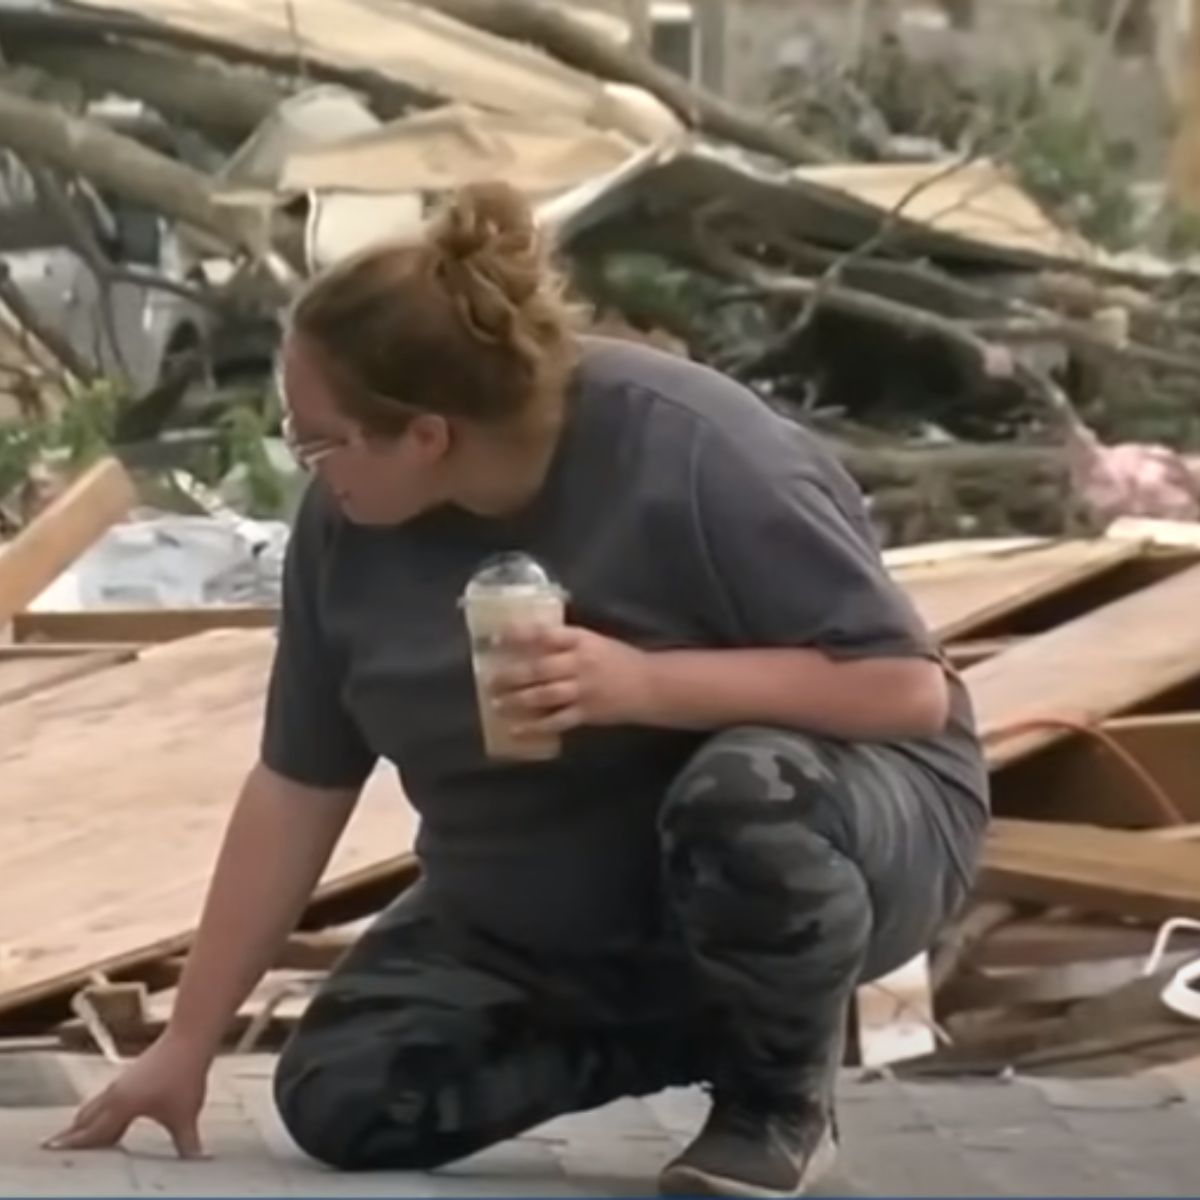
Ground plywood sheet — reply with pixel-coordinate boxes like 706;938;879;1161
0;650;133;707
969;562;1200;769
992;712;1200;828
896;538;1143;641
981;819;1200;922
795;160;1101;264
882;537;1050;571
0;630;414;1015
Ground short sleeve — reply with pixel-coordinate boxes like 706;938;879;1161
260;484;377;788
691;424;938;662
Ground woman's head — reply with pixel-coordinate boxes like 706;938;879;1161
279;180;580;524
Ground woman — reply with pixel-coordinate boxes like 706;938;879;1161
49;181;988;1198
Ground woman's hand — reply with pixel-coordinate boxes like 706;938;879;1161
489;625;654;736
44;1033;210;1158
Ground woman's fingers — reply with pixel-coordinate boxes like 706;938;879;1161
44;1095;129;1151
499;679;581;715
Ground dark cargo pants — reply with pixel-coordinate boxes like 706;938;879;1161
274;725;986;1171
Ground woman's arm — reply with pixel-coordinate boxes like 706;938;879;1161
639;646;949;739
164;761;361;1056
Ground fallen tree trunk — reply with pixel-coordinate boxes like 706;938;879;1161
0;9;423;117
6;39;292;145
0;83;263;253
413;0;835;165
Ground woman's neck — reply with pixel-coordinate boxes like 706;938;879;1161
451;401;567;518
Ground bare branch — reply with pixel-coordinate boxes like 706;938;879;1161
0;8;422;117
692;236;999;379
6;39;291;144
0;81;266;253
29;167;131;386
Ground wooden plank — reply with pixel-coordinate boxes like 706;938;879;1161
993;712;1200;827
278;917;375;971
0;642;143;660
972;917;1200;970
0;629;414;1016
944;637;1025;669
12;605;277;644
57;970;321;1055
0;648;136;707
1106;516;1200;549
0;458;136;629
970;562;1200;769
883;537;1049;570
895;538;1143;641
980;819;1200;923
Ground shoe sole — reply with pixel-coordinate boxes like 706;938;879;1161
657;1127;838;1198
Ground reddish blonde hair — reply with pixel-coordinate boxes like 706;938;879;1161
289;181;580;434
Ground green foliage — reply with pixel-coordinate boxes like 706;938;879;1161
0;378;122;499
216;402;285;518
975;62;1140;250
0;373;290;521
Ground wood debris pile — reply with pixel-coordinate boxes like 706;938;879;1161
0;1;1199;544
4;465;1200;1080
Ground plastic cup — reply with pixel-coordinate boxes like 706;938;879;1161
461;552;567;761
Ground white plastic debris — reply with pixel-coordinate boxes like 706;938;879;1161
30;513;289;611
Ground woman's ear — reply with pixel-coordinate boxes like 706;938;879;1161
408;412;453;462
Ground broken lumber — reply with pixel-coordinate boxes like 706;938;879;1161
0;647;136;707
979;819;1200;924
972;915;1200;969
993;711;1200;827
894;538;1144;641
58;970;320;1055
12;605;277;645
968;561;1200;768
0;629;414;1016
0;457;135;630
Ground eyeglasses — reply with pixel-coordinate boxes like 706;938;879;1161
274;361;350;470
281;412;348;470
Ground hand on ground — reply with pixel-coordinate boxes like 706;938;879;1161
44;1034;209;1159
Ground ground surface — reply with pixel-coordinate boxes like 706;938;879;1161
2;1053;1200;1196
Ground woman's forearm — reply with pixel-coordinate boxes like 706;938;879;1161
164;762;360;1060
640;647;950;740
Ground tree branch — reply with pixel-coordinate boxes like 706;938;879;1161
0;82;264;253
693;236;1001;379
5;38;292;145
0;9;422;117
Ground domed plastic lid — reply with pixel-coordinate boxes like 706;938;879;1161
462;551;564;600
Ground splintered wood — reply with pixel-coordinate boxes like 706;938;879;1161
0;457;135;629
969;561;1200;768
0;648;136;707
982;820;1200;923
0;629;415;1016
893;538;1142;641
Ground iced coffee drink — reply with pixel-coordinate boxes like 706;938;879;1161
461;552;567;761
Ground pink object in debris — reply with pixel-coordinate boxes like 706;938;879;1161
1070;428;1200;523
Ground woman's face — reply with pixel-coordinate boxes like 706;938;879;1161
278;333;453;526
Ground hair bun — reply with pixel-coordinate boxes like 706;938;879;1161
432;181;536;264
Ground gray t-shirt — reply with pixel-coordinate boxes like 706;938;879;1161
261;337;988;950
